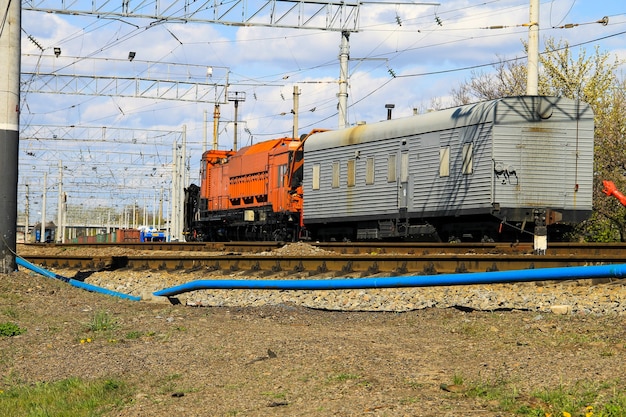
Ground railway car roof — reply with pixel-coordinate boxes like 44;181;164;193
236;137;295;155
304;96;591;151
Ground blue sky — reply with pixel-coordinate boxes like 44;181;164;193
17;0;626;223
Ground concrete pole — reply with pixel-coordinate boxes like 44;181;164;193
526;0;539;95
40;173;47;243
338;31;350;129
233;99;239;152
0;0;21;271
61;193;66;243
56;161;63;243
179;125;187;241
292;85;300;139
25;185;30;242
159;186;163;230
213;104;220;151
171;140;178;240
142;199;147;227
202;110;207;154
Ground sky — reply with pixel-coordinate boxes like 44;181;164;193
15;0;626;226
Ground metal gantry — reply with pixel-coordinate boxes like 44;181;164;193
22;1;438;128
21;57;230;104
18;125;184;241
22;0;362;32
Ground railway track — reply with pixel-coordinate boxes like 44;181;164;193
23;241;626;255
19;241;626;276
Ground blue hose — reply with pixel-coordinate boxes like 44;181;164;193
16;256;141;301
153;263;626;297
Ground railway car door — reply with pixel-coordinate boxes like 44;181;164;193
398;151;409;209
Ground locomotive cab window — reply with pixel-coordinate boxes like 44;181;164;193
312;164;320;190
278;164;287;187
462;143;473;174
439;146;450;177
200;159;207;180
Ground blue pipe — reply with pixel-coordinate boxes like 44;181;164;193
153;263;626;297
16;256;141;301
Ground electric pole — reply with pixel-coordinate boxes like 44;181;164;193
0;0;21;272
526;0;539;95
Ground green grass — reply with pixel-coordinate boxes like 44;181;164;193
0;377;133;417
2;307;19;319
327;372;361;383
0;322;26;337
447;374;626;417
125;330;142;340
529;380;626;417
85;310;118;333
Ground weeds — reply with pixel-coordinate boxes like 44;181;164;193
0;322;25;337
125;330;142;340
327;372;361;383
0;377;133;416
2;308;18;319
445;373;626;416
85;310;118;333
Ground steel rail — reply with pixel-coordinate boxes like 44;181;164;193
20;253;626;276
22;241;626;256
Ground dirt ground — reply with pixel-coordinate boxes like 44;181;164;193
1;267;625;417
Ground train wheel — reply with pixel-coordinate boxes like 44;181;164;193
272;228;286;242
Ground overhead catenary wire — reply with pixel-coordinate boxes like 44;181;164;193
17;0;626;214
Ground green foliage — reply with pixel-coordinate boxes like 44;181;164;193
86;310;118;333
573;212;622;242
0;322;26;337
124;330;142;339
447;376;626;416
0;377;132;417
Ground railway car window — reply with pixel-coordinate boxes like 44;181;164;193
401;152;409;182
462;143;473;174
312;164;320;190
332;161;340;188
347;159;356;187
366;157;375;185
440;147;450;177
387;155;396;182
278;164;287;187
200;160;207;180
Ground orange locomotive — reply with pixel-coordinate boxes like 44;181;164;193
185;134;312;241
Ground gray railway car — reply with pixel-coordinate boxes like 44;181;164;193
302;96;594;243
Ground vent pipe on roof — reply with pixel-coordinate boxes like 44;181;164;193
385;104;395;120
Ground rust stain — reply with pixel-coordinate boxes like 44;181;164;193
526;127;555;133
343;124;368;146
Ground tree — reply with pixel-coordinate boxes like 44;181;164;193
449;38;626;241
590;77;626;241
451;58;527;104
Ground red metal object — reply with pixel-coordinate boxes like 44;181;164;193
602;180;626;207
